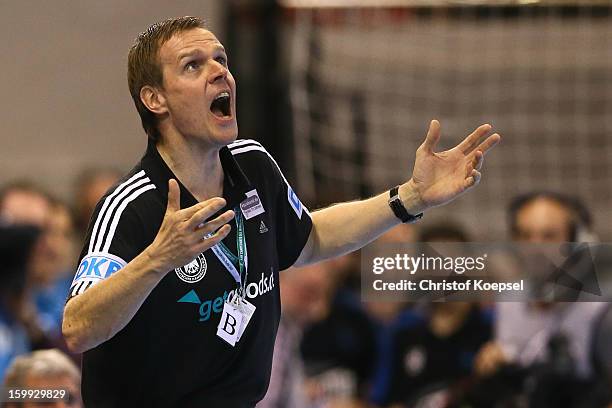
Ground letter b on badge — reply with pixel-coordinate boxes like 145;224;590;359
217;302;243;347
223;314;237;335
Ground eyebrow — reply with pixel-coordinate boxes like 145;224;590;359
177;45;226;62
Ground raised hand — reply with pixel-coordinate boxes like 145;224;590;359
146;179;234;272
408;120;501;212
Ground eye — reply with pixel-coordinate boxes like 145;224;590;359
184;60;200;72
215;55;228;66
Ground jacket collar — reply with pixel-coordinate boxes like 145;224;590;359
141;140;252;211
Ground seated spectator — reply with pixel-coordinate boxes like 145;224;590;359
469;192;609;408
376;302;492;407
592;304;612;406
0;225;40;380
258;261;335;408
369;223;492;407
30;200;77;337
73;167;120;237
0;182;73;344
0;181;51;227
364;224;417;327
300;253;377;405
3;348;82;408
301;224;416;406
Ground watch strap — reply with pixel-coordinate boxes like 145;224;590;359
388;185;423;224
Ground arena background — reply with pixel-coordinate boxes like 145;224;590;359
0;0;223;200
1;2;611;406
1;0;611;240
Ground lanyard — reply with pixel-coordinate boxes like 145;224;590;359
210;207;248;296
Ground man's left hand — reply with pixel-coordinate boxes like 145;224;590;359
403;120;501;214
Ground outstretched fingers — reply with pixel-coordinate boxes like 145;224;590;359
457;124;492;154
194;210;235;236
197;224;232;250
463;131;499;184
178;197;226;221
474;133;501;157
184;199;229;229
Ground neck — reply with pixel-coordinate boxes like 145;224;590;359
156;132;224;201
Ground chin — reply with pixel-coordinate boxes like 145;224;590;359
210;124;238;147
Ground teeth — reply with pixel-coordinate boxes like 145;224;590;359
215;91;230;101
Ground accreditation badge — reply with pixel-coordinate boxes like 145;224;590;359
217;301;244;347
236;298;256;341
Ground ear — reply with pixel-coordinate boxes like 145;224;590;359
140;85;167;115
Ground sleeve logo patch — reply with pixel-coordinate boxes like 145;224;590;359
73;252;127;284
287;186;303;219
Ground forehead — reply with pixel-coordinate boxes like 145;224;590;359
25;373;79;389
1;190;50;227
159;28;223;63
517;198;572;227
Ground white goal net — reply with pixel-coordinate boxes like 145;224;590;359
283;1;612;240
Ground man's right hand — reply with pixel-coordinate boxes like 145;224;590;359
63;179;235;353
145;179;234;274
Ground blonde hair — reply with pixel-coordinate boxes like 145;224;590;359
4;349;80;388
128;16;207;143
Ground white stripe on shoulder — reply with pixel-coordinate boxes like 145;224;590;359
88;171;146;253
228;145;268;156
72;281;86;297
82;281;95;294
228;139;263;149
102;183;156;253
93;177;153;253
71;279;97;297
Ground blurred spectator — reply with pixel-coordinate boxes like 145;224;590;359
470;192;610;408
300;252;377;405
3;348;82;408
374;302;492;407
30;200;77;337
593;304;612;399
0;182;73;349
342;224;417;295
0;225;40;380
0;181;51;227
370;223;492;407
0;183;56;346
73;168;120;236
364;224;417;325
258;261;335;408
300;225;415;407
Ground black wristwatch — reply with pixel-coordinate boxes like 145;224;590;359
388;185;423;224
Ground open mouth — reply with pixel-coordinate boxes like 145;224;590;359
210;91;231;119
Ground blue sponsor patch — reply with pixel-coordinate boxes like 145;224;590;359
287;186;303;219
73;253;127;283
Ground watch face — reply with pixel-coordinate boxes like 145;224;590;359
389;187;422;223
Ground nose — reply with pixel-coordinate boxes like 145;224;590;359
208;61;228;84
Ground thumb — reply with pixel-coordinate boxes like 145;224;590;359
166;179;180;214
422;119;441;152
